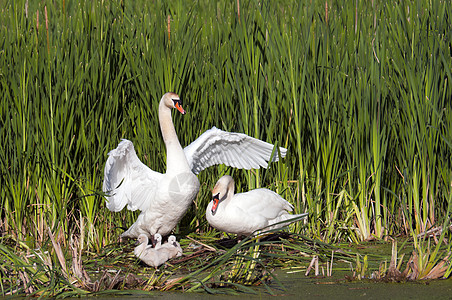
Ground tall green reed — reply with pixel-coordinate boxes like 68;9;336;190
1;0;452;251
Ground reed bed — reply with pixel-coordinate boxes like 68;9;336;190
1;0;451;296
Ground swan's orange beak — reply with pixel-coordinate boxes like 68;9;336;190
211;193;220;215
175;101;186;114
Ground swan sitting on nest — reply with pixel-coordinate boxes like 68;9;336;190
206;175;308;236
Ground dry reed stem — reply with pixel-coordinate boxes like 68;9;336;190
185;236;217;252
45;6;49;55
305;255;318;276
237;0;240;23
167;15;171;43
424;255;449;279
325;1;328;24
70;236;93;287
47;226;68;279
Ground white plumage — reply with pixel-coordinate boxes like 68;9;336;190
103;92;287;239
160;235;183;257
206;175;308;236
184;127;286;174
154;233;183;257
134;234;180;268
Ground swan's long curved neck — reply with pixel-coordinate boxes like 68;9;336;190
134;242;147;257
159;102;190;173
226;181;235;200
219;181;235;209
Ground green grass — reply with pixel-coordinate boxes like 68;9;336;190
1;0;451;296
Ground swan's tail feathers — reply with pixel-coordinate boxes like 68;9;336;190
120;222;140;240
120;229;136;239
279;212;308;227
293;212;309;220
260;213;309;235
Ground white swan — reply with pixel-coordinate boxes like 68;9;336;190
162;235;183;257
141;233;182;257
206;175;308;236
134;234;179;268
134;234;153;257
153;233;163;248
103;92;287;239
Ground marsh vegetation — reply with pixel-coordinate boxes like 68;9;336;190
0;0;451;297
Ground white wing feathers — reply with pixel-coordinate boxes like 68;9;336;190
104;128;287;212
235;189;294;219
184;127;287;175
103;139;162;212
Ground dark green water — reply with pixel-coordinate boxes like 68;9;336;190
272;270;452;300
88;269;452;300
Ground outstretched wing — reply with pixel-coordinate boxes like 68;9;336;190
103;139;162;212
184;127;287;175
